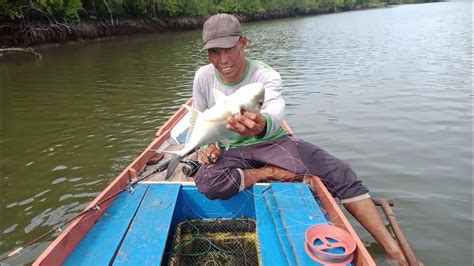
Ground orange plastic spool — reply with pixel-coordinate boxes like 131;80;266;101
304;224;356;266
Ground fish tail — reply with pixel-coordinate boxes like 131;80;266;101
158;149;183;157
153;144;189;156
165;156;181;180
154;148;193;179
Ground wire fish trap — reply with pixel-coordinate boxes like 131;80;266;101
167;218;260;266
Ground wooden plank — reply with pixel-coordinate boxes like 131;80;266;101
271;182;329;266
253;185;297;266
63;184;149;266
112;183;181;266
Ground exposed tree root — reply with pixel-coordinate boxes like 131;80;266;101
0;47;42;59
0;4;386;48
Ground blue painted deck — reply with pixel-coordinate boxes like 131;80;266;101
65;182;350;265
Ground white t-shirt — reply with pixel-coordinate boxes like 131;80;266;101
192;59;287;147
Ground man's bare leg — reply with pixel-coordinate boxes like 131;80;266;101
242;165;300;188
344;198;408;265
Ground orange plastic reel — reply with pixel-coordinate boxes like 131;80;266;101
304;224;356;266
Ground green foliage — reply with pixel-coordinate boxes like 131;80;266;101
183;0;217;16
0;0;436;23
64;0;83;19
238;0;264;13
0;0;24;20
161;0;180;15
217;0;238;13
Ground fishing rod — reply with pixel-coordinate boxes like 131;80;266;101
0;160;170;263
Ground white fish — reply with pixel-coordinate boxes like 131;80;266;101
164;82;265;157
158;82;265;178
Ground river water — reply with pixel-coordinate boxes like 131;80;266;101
0;2;471;265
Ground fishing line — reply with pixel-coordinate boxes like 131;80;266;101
167;219;248;266
0;160;170;263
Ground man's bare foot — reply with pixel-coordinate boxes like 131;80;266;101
386;249;408;266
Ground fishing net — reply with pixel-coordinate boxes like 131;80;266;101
166;218;260;266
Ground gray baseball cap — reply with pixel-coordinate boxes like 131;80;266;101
201;13;241;51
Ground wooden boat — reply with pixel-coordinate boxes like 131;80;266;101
34;99;376;266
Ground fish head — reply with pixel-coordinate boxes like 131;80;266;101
235;82;265;113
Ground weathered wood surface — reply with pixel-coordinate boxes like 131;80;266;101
143;150;198;182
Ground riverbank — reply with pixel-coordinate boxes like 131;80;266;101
1;4;384;49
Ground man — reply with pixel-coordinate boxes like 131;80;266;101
192;13;407;265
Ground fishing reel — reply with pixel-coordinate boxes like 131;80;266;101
181;159;201;177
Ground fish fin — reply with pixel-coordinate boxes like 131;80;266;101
221;139;231;151
213;89;227;103
165;156;180;180
183;105;200;144
157;149;181;156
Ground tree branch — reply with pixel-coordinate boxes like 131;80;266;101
102;0;114;26
0;48;42;59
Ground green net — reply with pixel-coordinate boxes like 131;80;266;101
166;218;260;266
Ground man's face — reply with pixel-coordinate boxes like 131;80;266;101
207;37;247;83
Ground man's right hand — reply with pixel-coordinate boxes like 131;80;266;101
226;111;266;137
199;143;221;164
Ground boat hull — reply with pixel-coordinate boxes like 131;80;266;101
34;99;375;266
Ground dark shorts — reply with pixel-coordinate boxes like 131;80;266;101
195;135;369;200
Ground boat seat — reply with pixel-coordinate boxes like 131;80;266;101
63;183;181;266
254;182;330;266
